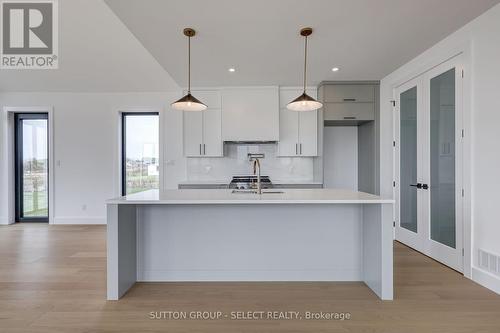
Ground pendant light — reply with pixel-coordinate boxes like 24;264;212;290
171;28;207;111
287;27;323;111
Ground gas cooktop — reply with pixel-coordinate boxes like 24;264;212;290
229;176;273;190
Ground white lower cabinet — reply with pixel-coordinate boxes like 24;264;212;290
183;91;222;157
278;88;318;157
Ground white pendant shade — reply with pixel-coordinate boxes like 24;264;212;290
171;93;207;111
287;92;323;111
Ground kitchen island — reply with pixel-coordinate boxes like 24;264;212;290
106;189;394;300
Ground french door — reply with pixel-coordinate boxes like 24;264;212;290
395;56;463;272
15;113;49;222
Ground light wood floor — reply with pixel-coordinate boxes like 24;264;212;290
0;224;499;333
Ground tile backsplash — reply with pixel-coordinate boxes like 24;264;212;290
186;143;315;182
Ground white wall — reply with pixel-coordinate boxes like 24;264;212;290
0;92;183;225
380;3;500;293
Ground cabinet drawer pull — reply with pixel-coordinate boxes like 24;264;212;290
343;98;356;102
343;116;357;120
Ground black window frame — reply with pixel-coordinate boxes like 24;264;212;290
14;113;49;223
121;112;160;196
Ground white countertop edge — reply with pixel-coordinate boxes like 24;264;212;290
106;189;394;205
106;199;394;205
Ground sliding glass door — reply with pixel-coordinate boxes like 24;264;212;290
15;113;49;222
395;55;463;272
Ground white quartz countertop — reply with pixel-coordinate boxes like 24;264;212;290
107;189;394;205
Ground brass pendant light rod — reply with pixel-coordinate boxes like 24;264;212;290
184;28;195;93
301;28;312;93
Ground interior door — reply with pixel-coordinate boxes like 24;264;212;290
422;59;463;272
395;55;463;272
395;77;423;250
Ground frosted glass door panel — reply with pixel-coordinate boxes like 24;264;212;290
400;87;418;233
429;68;456;248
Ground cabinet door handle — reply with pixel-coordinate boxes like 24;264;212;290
344;116;356;120
295;143;298;155
343;98;356;102
199;144;202;155
203;144;206;155
300;143;302;155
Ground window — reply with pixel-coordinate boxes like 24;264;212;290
121;113;160;195
15;113;49;222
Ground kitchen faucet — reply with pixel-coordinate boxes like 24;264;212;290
253;158;261;195
248;153;264;195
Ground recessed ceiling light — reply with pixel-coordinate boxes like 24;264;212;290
228;68;236;72
332;67;340;72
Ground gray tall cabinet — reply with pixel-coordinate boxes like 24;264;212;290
318;81;380;194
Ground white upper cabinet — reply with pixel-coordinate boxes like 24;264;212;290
183;111;204;156
322;84;376;124
183;90;223;157
278;88;318;157
323;84;375;103
221;87;279;142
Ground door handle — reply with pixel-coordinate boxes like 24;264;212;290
410;183;422;189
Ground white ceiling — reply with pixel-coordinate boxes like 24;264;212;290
105;0;500;87
0;0;178;92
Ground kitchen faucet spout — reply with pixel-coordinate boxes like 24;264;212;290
252;159;262;195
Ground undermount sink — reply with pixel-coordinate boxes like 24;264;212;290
231;189;284;194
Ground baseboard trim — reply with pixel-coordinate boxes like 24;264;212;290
0;217;10;225
52;216;106;225
472;266;500;295
138;269;362;282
